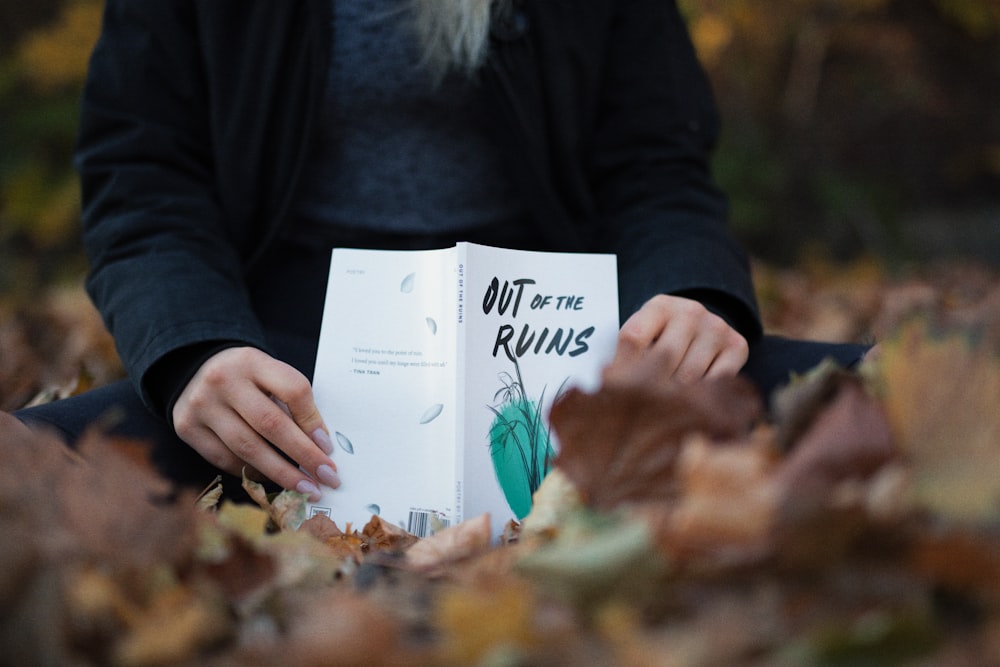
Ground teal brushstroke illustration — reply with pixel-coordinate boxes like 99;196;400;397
487;359;565;519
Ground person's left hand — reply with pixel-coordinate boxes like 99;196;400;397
602;294;748;390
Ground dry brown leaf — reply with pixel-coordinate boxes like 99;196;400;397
362;514;420;552
112;583;231;667
908;525;1000;600
877;321;1000;521
53;431;197;570
195;476;224;513
405;514;492;571
0;287;123;411
268;588;415;666
214;501;270;541
300;514;369;561
242;473;307;531
199;532;278;602
299;513;347;543
515;515;669;611
658;432;779;567
433;576;540;665
550;378;763;511
520;468;584;540
776;371;895;490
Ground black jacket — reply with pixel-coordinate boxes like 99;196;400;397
77;0;761;408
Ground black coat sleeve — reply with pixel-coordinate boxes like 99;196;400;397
76;0;268;407
588;0;761;340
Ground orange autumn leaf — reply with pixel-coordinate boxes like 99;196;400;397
876;320;1000;522
433;576;540;664
362;514;421;553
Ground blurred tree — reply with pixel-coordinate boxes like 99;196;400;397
0;0;64;59
0;0;101;300
1;0;998;304
681;0;1000;264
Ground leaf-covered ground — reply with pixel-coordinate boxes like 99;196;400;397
2;259;1000;666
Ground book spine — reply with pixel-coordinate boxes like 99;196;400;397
453;243;468;525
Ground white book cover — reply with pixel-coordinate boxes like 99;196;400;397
306;242;618;539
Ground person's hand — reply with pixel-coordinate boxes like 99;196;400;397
602;294;749;390
172;347;340;501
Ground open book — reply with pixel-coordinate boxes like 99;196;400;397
306;242;619;538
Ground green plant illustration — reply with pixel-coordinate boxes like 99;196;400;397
487;359;568;519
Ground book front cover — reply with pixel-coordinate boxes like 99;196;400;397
458;244;619;537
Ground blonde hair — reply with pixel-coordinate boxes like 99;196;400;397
411;0;507;81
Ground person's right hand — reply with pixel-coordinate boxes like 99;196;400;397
172;346;340;501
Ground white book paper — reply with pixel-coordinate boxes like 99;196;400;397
307;242;618;539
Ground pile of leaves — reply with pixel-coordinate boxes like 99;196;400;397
0;285;121;412
3;276;1000;664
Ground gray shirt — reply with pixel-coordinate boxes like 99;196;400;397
292;0;526;241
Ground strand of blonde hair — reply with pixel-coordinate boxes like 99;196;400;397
411;0;507;81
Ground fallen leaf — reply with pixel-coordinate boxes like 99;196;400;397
242;472;307;531
113;583;231;667
551;378;763;511
405;514;492;571
775;371;895;490
658;432;779;567
434;576;540;665
520;468;583;540
876;321;1000;522
274;588;413;666
515;514;668;610
908;524;1000;599
362;514;420;552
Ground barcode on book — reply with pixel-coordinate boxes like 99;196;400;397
407;509;450;538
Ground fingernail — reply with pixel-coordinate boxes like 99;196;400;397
296;479;322;502
312;428;334;455
316;463;341;489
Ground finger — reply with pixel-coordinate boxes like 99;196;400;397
669;335;718;384
211;408;328;500
614;299;668;365
180;423;267;482
180;423;246;477
612;321;651;371
235;387;340;485
605;303;671;386
667;311;742;383
645;309;700;381
256;359;333;455
704;333;750;379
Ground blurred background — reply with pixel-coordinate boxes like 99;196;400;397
1;0;999;408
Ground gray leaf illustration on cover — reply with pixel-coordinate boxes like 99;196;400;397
400;272;416;293
426;317;437;335
419;403;444;424
334;431;355;454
